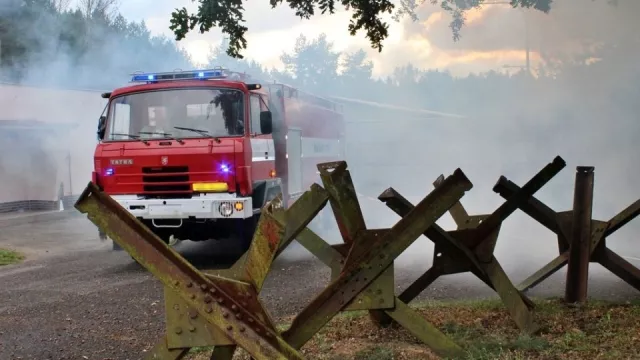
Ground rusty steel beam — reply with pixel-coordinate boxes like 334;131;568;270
517;252;569;291
316;161;396;325
593;246;640;291
251;162;468;357
473;156;566;248
492;177;561;236
368;157;567;333
493;176;571;291
146;336;189;360
492;166;640;295
604;199;640;237
377;188;535;307
165;186;328;359
281;168;472;358
272;205;397;314
565;167;594;303
317;161;366;245
159;186;328;359
74;182;315;360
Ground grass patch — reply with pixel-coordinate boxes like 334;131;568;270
185;298;640;360
0;248;24;266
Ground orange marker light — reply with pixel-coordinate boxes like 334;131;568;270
269;169;276;178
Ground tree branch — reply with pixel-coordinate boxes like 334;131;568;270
168;0;557;59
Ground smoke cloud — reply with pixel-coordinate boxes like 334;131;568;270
0;1;191;202
280;0;640;274
1;0;638;278
331;0;640;274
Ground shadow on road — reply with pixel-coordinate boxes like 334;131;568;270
105;220;346;272
110;238;243;273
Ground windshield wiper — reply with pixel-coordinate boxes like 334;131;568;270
138;131;185;144
110;133;149;145
174;126;221;143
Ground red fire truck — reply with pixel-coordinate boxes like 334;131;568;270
93;67;345;254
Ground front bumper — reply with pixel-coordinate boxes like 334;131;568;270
110;194;254;220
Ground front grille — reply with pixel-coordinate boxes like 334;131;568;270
142;166;190;193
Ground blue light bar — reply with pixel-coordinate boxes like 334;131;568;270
130;68;228;83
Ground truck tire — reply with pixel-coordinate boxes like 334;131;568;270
235;215;259;255
100;230;123;251
112;240;123;251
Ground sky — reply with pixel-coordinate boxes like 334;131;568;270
102;0;535;77
63;0;633;79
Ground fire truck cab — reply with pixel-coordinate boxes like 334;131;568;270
94;68;345;254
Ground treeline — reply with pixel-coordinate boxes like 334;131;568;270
205;33;639;118
0;0;192;89
1;0;638;119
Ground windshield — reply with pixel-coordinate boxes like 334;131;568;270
105;88;245;141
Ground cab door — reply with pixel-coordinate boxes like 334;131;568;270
249;93;275;181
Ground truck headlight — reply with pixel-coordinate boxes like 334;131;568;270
219;202;234;217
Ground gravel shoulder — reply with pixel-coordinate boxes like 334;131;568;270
0;215;638;360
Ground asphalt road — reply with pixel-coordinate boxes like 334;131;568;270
0;213;638;360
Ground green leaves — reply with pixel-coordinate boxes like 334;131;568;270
169;0;394;59
346;0;395;52
430;0;553;42
170;0;248;59
167;0;556;59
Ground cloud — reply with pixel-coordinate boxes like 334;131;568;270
103;0;640;77
408;0;640;61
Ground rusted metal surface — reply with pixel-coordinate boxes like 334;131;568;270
146;336;189;360
74;182;324;360
259;161;467;357
493;166;640;296
565;167;595;303
279;164;473;358
75;160;475;359
317;161;366;245
73;155;639;359
273;208;397;314
370;158;564;332
317;162;393;322
374;157;565;334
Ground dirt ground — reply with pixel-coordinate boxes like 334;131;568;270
0;212;639;360
187;298;640;360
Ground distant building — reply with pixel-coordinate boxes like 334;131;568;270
0;83;106;209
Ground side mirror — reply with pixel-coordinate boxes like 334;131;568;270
97;115;106;140
260;111;273;134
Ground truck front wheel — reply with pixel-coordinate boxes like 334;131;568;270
234;215;259;255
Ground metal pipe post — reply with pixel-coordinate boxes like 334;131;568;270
565;166;594;303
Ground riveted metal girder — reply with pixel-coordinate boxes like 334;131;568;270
280;168;473;358
376;186;536;332
372;156;567;334
317;161;366;245
204;185;329;287
316;161;396;317
492;166;640;294
75;183;309;360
